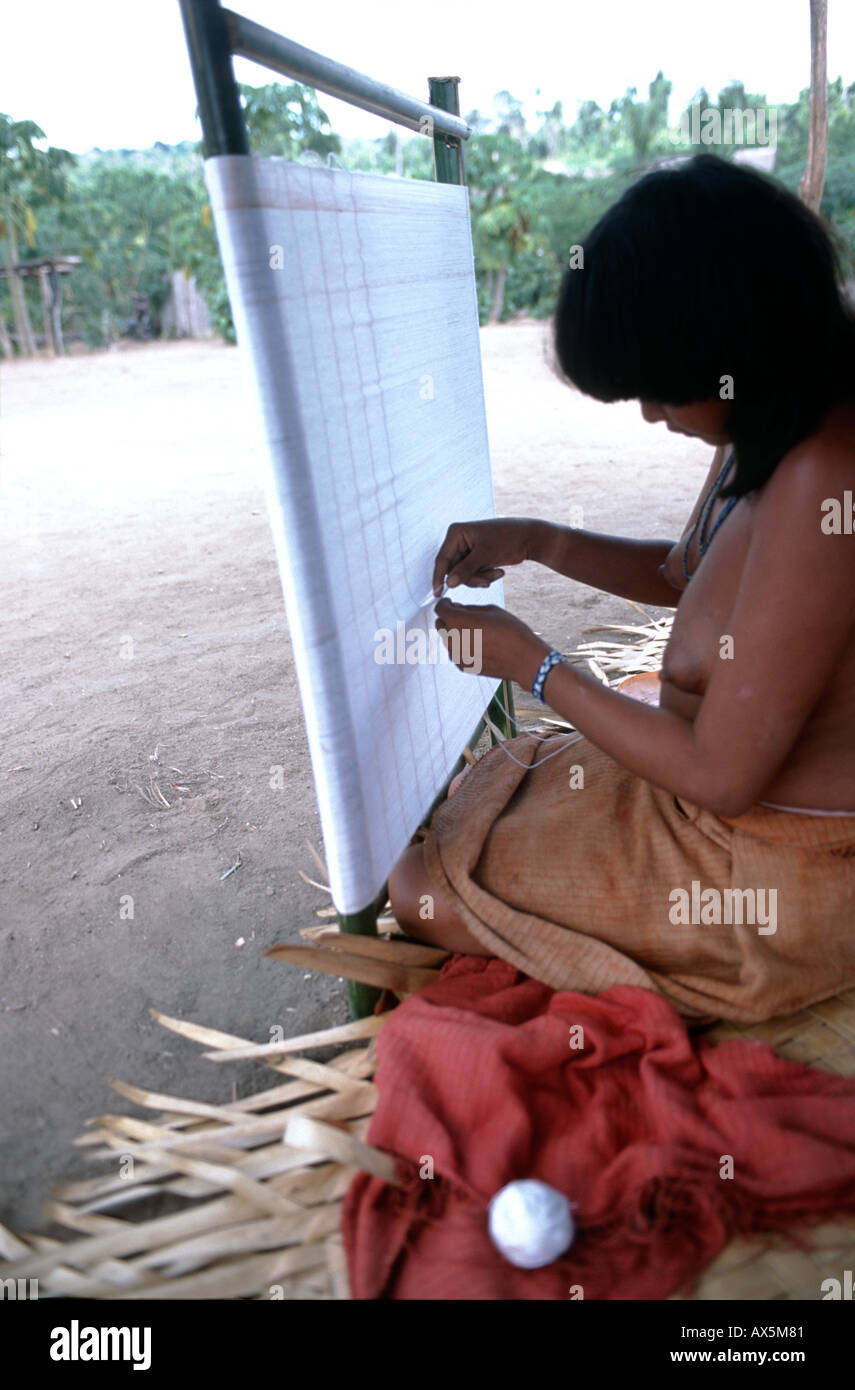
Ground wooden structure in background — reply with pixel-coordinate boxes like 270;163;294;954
0;254;81;357
161;269;214;338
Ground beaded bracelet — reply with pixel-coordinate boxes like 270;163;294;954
531;649;566;702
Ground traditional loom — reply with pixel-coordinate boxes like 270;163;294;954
179;0;516;1018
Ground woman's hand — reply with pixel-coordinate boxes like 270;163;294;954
434;598;550;686
432;519;544;595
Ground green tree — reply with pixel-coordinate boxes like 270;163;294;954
37;82;349;346
568;99;619;163
466;128;548;321
0;115;74;355
493;90;528;144
614;71;672;168
238;82;341;159
672;80;774;158
775;76;855;173
529;100;569;163
39;160;208;344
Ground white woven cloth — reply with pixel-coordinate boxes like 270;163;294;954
205;156;501;914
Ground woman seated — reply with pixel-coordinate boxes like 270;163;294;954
389;153;855;1025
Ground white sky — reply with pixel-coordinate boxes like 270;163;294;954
6;0;855;153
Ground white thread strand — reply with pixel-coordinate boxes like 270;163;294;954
483;693;584;769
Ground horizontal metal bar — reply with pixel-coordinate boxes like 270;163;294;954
224;9;471;141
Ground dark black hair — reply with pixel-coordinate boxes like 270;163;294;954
551;153;855;498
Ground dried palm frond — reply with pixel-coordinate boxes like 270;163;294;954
2;969;855;1299
564;603;674;687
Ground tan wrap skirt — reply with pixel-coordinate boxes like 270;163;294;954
422;732;855;1023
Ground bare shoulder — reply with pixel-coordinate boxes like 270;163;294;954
758;403;855;515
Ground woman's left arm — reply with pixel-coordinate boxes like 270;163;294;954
435;446;855;817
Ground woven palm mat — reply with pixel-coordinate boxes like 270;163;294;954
3;607;854;1299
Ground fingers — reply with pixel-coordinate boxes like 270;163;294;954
432;524;501;593
472;567;505;585
433;524;472;595
446;568;504;590
446;549;491;589
432;523;511;597
435;598;499;623
435;598;463;630
434;597;452;627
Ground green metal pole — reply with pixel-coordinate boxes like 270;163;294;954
178;0;250;156
488;679;516;742
428;77;464;185
338;890;386;1019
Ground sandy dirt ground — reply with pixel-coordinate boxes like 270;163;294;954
0;325;712;1232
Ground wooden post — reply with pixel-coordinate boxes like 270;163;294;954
49;265;65;355
5;230;37;356
0;291;13;358
799;0;829;213
38;267;56;356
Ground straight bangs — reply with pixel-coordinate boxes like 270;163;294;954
552;220;725;408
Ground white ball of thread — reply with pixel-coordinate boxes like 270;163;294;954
487;1179;575;1269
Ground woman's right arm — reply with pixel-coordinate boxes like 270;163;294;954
434;448;726;608
535;445;731;604
434;517;684;607
529;523;682;606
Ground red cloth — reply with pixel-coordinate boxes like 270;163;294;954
342;956;855;1299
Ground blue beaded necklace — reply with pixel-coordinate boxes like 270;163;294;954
682;449;738;581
